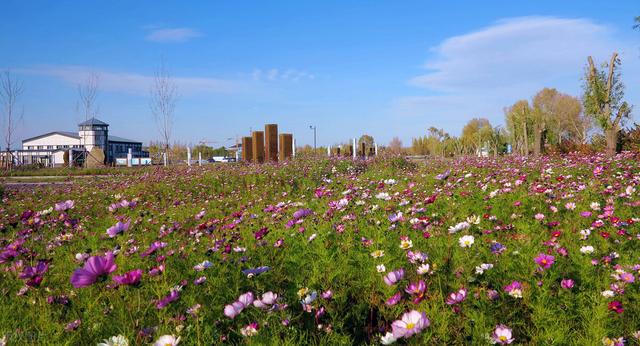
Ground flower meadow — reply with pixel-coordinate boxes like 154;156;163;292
1;153;640;345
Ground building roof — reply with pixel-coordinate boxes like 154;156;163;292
78;117;109;126
108;135;141;144
22;131;81;143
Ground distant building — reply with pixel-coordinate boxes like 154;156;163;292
8;118;148;166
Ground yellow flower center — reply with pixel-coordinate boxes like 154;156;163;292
406;323;415;329
499;336;507;341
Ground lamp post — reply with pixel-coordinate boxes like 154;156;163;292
309;125;317;151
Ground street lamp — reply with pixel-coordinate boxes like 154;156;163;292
309;125;317;150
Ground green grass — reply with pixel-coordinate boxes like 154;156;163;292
0;154;639;345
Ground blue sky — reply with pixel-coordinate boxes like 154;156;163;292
1;1;638;148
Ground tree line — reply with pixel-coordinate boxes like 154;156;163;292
411;52;637;156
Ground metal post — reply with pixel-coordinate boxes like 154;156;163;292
352;138;356;159
163;152;167;167
292;137;296;158
327;145;331;156
198;152;202;166
127;148;132;167
309;126;317;151
374;142;378;156
187;146;191;166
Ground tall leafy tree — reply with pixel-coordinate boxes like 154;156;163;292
583;53;631;155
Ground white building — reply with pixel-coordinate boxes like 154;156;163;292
8;118;148;167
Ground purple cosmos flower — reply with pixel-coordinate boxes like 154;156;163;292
242;266;270;277
55;200;75;212
386;292;402;306
384;268;405;286
490;242;506;255
194;276;207;285
560;279;574;289
19;260;49;287
70;252;117;288
534;253;555;270
156;289;180;309
106;220;130;238
407;250;428;264
391;310;430;339
65;319;81;331
446;288;467;305
435;170;451;181
224;301;245;319
112;269;142;286
140;241;167;258
620;272;635;283
321;290;333;300
293;208;313;220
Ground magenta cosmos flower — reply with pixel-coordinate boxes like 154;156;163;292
405;280;426;304
560;279;574;289
391;310;430;339
534;253;555;270
384;268;405;286
70;252;117;288
19;260;49;287
112;269;142;286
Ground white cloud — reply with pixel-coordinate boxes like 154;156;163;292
395;16;639;132
145;27;202;43
17;65;242;95
251;68;315;82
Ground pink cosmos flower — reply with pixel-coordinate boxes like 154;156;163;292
491;324;514;344
534;253;555;270
391;310;430;339
446;288;467;305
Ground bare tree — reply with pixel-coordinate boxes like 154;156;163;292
150;61;177;164
77;73;100;121
77;73;100;167
1;70;24;168
388;136;403;154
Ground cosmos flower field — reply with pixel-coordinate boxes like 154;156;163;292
1;154;640;345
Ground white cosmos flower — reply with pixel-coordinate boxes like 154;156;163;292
459;235;475;248
601;290;615;298
380;332;398;345
153;335;180;346
97;335;129;346
580;245;595;254
377;264;386;273
376;192;391;200
417;263;430;275
475;263;494;275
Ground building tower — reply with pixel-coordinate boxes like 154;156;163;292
78;118;109;152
